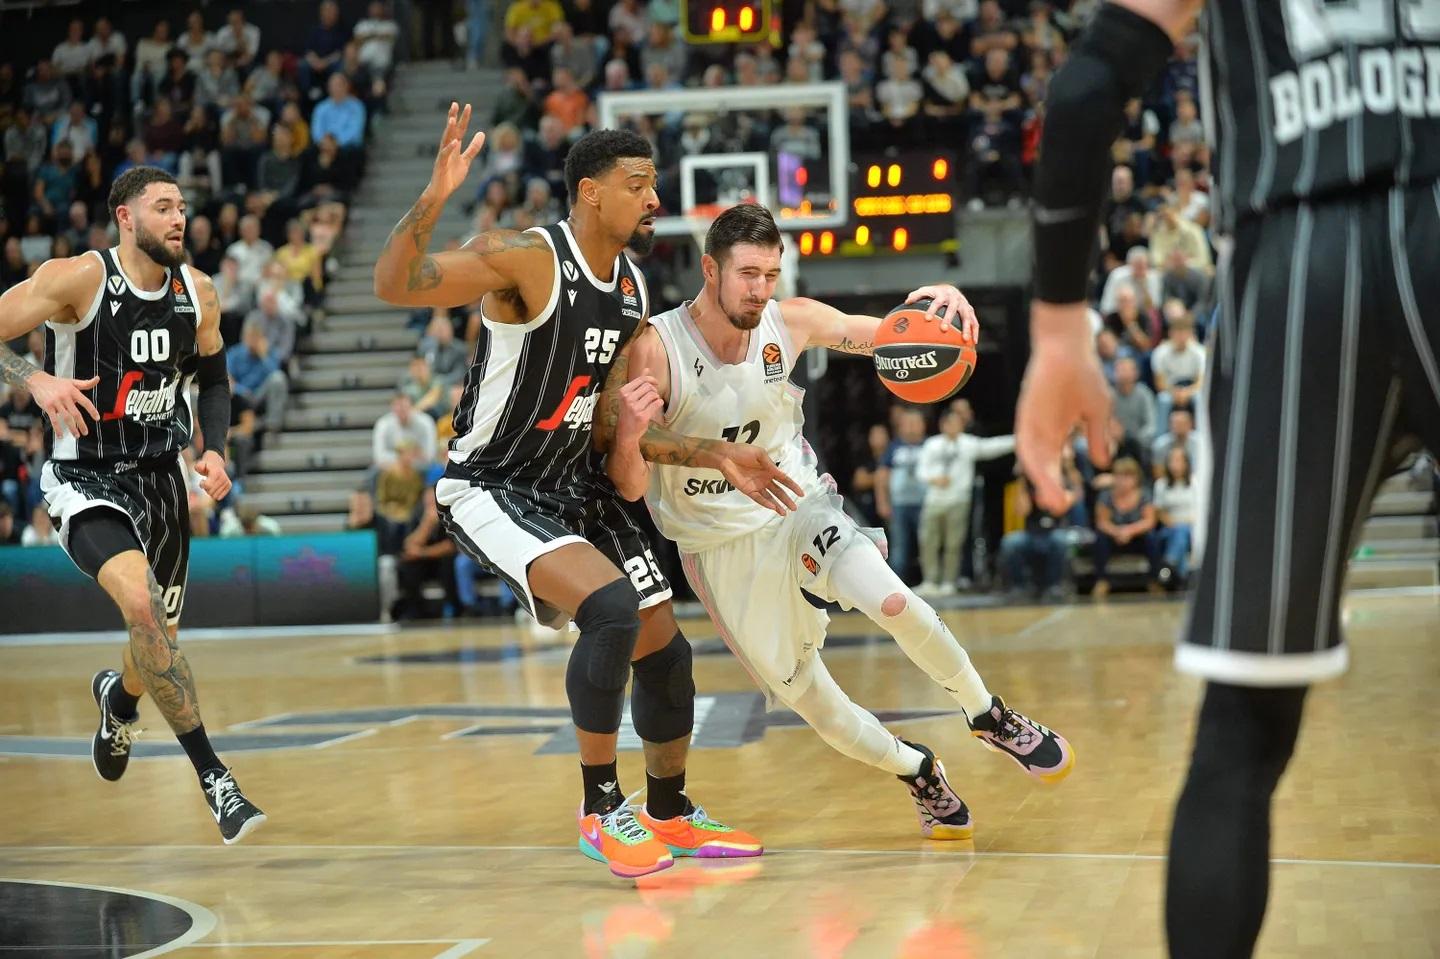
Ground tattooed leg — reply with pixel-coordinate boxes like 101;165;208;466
97;553;202;735
642;735;690;779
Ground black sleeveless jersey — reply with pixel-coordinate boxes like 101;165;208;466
444;221;650;506
44;248;200;463
1204;0;1440;231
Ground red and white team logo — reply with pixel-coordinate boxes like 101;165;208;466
535;375;597;432
102;372;181;423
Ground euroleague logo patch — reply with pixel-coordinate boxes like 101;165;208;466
762;342;784;379
620;276;638;306
801;553;819;575
172;277;185;295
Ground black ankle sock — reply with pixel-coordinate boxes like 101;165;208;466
646;771;688;820
107;678;141;719
177;725;223;778
581;761;621;814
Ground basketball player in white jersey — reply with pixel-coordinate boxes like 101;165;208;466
605;204;1073;839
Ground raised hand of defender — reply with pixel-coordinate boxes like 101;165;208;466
28;371;100;439
717;443;804;516
616;370;663;450
429;102;486;198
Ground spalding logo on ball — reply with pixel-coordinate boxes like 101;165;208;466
872;299;977;403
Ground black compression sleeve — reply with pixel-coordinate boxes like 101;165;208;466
195;351;231;456
1031;3;1175;304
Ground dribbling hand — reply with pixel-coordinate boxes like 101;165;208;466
904;284;980;343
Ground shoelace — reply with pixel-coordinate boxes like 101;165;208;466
108;717;141;757
599;803;653;845
914;772;961;816
993;709;1040;748
205;772;248;818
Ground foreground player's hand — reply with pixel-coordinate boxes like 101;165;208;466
28;371;100;439
904;284;980;343
717;443;804;516
194;451;232;501
429;102;485;198
1016;301;1112;514
616;371;663;449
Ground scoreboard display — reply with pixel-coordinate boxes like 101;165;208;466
796;151;959;258
680;0;772;43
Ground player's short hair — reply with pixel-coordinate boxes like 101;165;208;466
704;203;783;266
108;166;179;224
563;129;653;206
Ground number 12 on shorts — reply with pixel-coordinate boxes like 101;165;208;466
624;549;665;591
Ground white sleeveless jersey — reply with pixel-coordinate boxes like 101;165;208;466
645;300;822;553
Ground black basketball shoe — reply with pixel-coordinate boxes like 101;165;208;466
91;670;141;782
200;768;267;844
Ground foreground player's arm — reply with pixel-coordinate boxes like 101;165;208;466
1017;0;1198;512
782;283;979;355
599;328;804;515
0;254;103;438
601;327;669;500
190;269;233;502
373;102;553;311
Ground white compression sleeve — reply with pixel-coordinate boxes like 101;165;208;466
826;537;995;722
787;655;926;776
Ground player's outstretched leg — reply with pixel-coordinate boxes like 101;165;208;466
628;610;762;859
825;537;1074;783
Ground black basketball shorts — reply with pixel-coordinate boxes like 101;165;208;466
40;453;192;626
1180;181;1440;686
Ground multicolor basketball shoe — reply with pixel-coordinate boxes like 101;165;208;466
633;801;765;859
578;799;675;879
898;741;974;840
967;696;1074;784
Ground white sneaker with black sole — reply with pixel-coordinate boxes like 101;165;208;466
91;670;141;782
201;768;267;844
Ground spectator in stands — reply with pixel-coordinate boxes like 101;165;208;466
524;116;569;200
492;67;539;130
0;422;23;516
1102;165;1147;250
516;177;561;227
275;220;325;308
1172;167;1210;227
133;21;172;103
1111;355;1158;453
356;1;401;75
1;238;31;288
435;383;467;444
771;108;823;162
60;201;90;252
196;49;240;115
1151;408;1199;481
1151;307;1206;418
1149;203;1212;275
419;313;469;387
21;505;56;546
24;61;71;126
1169;90;1204;149
312;74;367;151
398;355;448;420
145;98;189;167
6;109;50;180
850;423;891;528
20;214;53;265
549;22;599;91
227;317;290;433
226;375;258;480
918;406;1015;594
227;214;274;290
838;50;879;142
1104;284;1159;354
1095;327;1134;387
504;0;565;79
877;407;928;584
339;41;387;119
214;255;252;343
243;286;298;366
346;488;376;533
1116;97;1160;184
970;0;1018;58
157;49;197;116
52;101;98;158
301;0;349;98
922;49;971;142
543;66;590;138
1099;245;1162;315
1153;447;1196;588
476;123;526;189
177;12;214;70
395;488;459;620
246;52;288;116
33;141;78;224
1091;456;1158;599
0;503;21;546
876;58;924;147
52;19;91;83
375;438;425;553
373;392;437;469
1001;458;1079;600
215;10;262;74
965;49;1025;204
220;500;283;537
1160;246;1210;313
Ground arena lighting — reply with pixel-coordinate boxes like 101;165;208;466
886;164;901;187
819;231;835;254
739;6;755;30
866;165;881;188
711;7;726;32
852;194;954;216
681;0;771;42
932;157;949;180
799;232;815;255
855;225;870;245
892;228;909;252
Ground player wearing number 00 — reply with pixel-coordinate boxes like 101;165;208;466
606;203;1074;841
0;167;265;843
373;107;803;879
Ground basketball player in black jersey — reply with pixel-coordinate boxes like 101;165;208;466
375;105;799;878
1017;1;1440;955
0;167;264;843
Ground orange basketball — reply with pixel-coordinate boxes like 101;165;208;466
872;301;977;403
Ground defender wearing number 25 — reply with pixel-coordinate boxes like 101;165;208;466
374;105;802;879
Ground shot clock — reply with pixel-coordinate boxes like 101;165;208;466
796;150;959;258
681;0;772;43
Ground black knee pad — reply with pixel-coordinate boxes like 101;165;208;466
565;579;641;734
630;632;695;744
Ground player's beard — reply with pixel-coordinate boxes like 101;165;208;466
135;222;185;269
627;225;655;255
721;287;765;330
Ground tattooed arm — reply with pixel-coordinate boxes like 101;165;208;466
780;284;981;355
372;102;553;312
0;254;104;437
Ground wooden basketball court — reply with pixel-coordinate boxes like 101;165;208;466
2;593;1436;958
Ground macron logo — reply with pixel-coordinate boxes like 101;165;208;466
567;289;577;307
